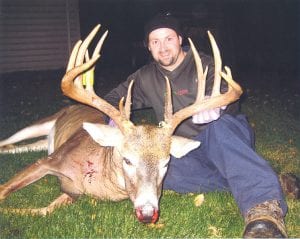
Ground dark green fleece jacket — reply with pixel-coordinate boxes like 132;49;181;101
104;48;239;138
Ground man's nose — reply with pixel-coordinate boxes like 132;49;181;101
159;42;167;51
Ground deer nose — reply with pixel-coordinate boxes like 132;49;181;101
135;205;159;223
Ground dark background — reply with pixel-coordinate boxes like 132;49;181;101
0;0;299;122
78;0;300;92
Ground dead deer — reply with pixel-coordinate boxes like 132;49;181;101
0;25;242;223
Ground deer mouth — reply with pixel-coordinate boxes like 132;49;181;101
135;205;159;223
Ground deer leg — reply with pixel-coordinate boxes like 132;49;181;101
0;138;48;154
0;157;52;200
0;120;55;147
0;193;74;216
0;156;75;215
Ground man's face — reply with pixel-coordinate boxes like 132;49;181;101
148;28;184;71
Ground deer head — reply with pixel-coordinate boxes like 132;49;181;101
61;25;242;223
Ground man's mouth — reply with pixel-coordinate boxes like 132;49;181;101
160;53;170;59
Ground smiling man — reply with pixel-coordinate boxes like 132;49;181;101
104;13;287;238
147;28;186;70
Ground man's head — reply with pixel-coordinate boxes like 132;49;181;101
144;13;183;43
144;13;186;71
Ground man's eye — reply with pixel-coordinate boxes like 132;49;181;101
151;40;158;46
123;158;132;165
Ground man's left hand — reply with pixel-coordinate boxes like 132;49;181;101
192;106;226;124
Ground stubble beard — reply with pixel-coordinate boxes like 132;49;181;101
158;53;179;68
158;57;175;67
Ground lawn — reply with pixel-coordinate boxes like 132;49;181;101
0;69;299;238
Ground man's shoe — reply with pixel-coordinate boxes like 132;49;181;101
243;200;287;238
243;219;286;238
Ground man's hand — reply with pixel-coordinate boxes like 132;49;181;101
192;105;226;124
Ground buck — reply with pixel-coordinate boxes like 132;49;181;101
0;25;242;223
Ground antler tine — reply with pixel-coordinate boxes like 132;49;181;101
207;31;243;100
83;30;108;92
163;76;173;128
67;40;82;72
92;30;108;58
84;29;108;64
166;33;243;133
208;31;222;97
124;80;134;120
61;25;134;133
119;80;134;120
72;24;100;89
188;38;206;101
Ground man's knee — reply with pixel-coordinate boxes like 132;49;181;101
207;114;254;148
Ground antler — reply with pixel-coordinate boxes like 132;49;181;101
61;24;134;133
164;31;243;133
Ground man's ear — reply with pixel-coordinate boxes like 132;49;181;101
179;35;183;45
170;135;201;158
83;122;123;147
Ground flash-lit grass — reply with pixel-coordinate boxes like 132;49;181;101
0;175;298;238
242;89;300;176
0;78;299;237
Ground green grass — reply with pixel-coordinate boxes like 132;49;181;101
0;187;244;238
241;89;300;176
0;74;299;237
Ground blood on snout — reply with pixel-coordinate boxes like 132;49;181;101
135;207;159;224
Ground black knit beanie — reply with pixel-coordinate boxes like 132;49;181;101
144;13;183;44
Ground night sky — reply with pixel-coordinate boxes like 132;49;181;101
78;0;299;92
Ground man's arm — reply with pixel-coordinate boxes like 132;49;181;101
104;77;132;109
104;70;150;124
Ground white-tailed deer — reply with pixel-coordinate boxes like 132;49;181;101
0;25;242;223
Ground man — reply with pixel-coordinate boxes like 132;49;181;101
104;13;287;237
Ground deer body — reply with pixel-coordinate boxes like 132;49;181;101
48;111;128;202
0;25;242;223
0;105;127;200
0;103;196;222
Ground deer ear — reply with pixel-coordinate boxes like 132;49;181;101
83;122;123;147
170;135;201;158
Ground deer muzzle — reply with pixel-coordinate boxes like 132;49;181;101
135;204;159;223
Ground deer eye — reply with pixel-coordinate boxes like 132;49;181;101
123;158;132;165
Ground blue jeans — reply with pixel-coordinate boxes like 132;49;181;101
163;114;287;216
